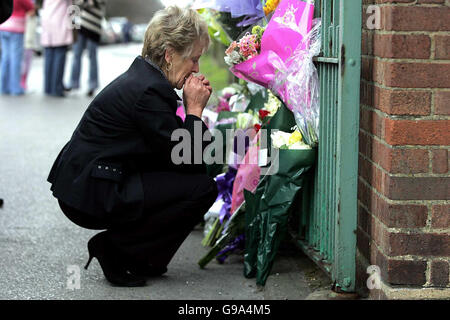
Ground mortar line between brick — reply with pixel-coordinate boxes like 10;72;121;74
426;203;433;229
360;79;450;93
363;29;450;37
371;234;450;262
358;175;449;206
362;27;448;36
362;55;450;64
371;242;433;264
360;103;450;121
380;281;450;298
430;33;436;60
428;150;433;175
359;128;450;151
357;190;450;235
359;145;450;178
426;261;432;286
362;3;448;8
431;88;436;117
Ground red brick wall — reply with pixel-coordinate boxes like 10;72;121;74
357;0;450;298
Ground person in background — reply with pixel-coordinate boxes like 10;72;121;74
67;0;106;97
21;0;39;91
0;0;14;206
40;0;73;97
0;0;35;95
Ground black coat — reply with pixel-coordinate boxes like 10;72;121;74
0;0;13;24
48;56;210;222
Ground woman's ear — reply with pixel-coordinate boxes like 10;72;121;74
164;47;174;64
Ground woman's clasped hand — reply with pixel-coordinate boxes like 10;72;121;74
183;74;212;118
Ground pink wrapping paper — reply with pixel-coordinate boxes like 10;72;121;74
230;0;314;106
230;134;261;214
176;104;186;122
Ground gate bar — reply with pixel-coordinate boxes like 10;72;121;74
332;0;362;292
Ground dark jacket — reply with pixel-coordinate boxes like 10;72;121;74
0;0;13;24
48;56;210;223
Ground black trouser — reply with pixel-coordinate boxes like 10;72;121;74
59;171;218;269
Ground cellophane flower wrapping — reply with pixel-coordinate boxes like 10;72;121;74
228;0;315;92
243;103;317;285
272;18;322;147
244;148;316;285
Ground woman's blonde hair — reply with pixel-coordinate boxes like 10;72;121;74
141;6;210;70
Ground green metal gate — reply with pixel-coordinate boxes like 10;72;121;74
294;0;362;292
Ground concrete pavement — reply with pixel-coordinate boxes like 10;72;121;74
0;44;332;300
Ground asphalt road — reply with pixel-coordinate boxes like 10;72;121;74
0;44;330;300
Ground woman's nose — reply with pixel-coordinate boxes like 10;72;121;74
192;62;199;73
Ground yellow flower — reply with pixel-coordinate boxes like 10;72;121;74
288;130;303;145
264;0;281;16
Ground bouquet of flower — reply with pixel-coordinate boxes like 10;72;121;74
243;108;317;286
243;146;316;286
199;102;315;275
224;25;265;67
224;0;315;90
202;106;261;249
229;92;282;214
202;168;237;247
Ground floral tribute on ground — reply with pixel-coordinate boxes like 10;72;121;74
193;0;321;287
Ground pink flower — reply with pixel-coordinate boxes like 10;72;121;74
238;34;259;59
217;97;231;112
222;92;233;100
225;41;238;55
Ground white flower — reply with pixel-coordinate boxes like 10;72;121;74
224;51;241;67
236;112;259;130
288;141;312;150
271;131;291;149
221;87;237;96
224;56;233;67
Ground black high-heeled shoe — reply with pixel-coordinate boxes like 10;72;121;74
85;233;146;287
128;264;168;278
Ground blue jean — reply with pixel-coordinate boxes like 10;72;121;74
0;31;25;95
69;33;98;91
44;46;68;97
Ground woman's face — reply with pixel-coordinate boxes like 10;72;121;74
166;40;204;90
